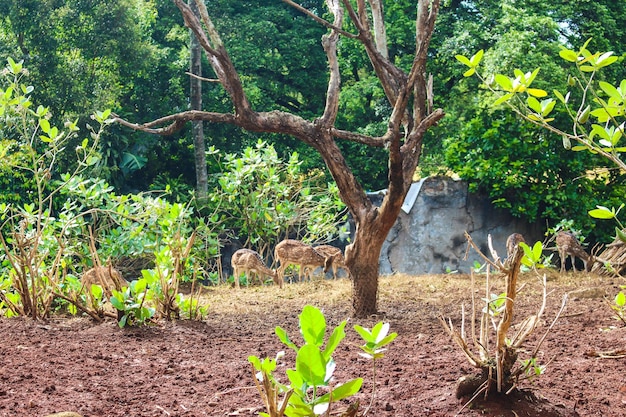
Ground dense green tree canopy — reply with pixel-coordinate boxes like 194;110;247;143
0;0;624;239
440;0;626;240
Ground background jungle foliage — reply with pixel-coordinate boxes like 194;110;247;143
0;0;625;243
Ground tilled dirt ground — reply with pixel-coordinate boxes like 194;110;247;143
0;272;625;417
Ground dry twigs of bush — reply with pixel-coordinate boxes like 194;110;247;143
440;232;567;410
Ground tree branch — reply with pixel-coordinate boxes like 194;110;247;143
112;111;235;135
331;128;386;147
317;0;343;127
282;0;357;39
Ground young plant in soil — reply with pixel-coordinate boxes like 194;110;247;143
353;322;397;415
608;289;626;326
110;277;156;328
440;232;566;408
248;305;397;417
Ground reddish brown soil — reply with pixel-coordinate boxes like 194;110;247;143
0;273;625;417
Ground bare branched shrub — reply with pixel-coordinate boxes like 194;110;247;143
440;232;567;408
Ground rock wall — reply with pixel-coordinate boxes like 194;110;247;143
371;176;543;275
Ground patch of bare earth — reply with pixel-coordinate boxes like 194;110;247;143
0;272;625;417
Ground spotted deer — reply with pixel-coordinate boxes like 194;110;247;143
231;248;282;289
274;239;333;283
555;231;596;273
81;266;127;318
81;265;127;298
313;245;347;279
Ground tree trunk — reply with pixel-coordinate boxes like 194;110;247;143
189;0;207;203
344;196;404;317
347;226;387;317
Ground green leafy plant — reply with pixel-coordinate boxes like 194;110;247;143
457;42;626;263
110;278;155;328
353;322;397;415
249;305;364;417
208;140;347;257
607;289;626;326
589;204;626;244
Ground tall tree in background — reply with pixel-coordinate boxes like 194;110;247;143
116;0;444;317
189;0;207;202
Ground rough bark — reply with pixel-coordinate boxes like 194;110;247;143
114;0;444;317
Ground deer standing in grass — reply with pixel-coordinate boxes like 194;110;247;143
313;245;348;279
556;231;597;273
231;249;282;289
274;239;334;283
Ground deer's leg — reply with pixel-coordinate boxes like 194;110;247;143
570;255;577;272
234;267;240;288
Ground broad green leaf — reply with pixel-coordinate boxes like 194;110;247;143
248;355;262;370
276;326;298;352
39;118;50;133
90;284;104;300
295;344;327;386
559;49;578;62
525;68;540;86
299;305;326;346
616;228;626;244
353;324;373;342
323;320;346;359
599;81;623;102
376;333;398;348
589;107;612;123
285;368;305;392
595;52;618;69
110;295;125;311
493;92;514;106
615;291;626;307
588;206;615;219
495;74;513;91
553;90;566;103
469;49;484;66
455;54;472;67
318;378;363;403
590;124;610;141
531;241;543;261
463;67;476;77
527;97;541;113
372;321;388;342
579;65;596;73
519;242;534;266
527;88;548;98
541;99;556;116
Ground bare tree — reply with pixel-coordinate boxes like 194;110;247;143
114;0;444;317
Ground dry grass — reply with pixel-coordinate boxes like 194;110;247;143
192;269;618;323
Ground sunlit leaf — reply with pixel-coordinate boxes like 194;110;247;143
493;92;514;106
559;49;578;62
527;88;548;98
455;54;472;67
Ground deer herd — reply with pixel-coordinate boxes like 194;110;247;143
231;239;347;288
230;231;607;289
81;231;605;292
